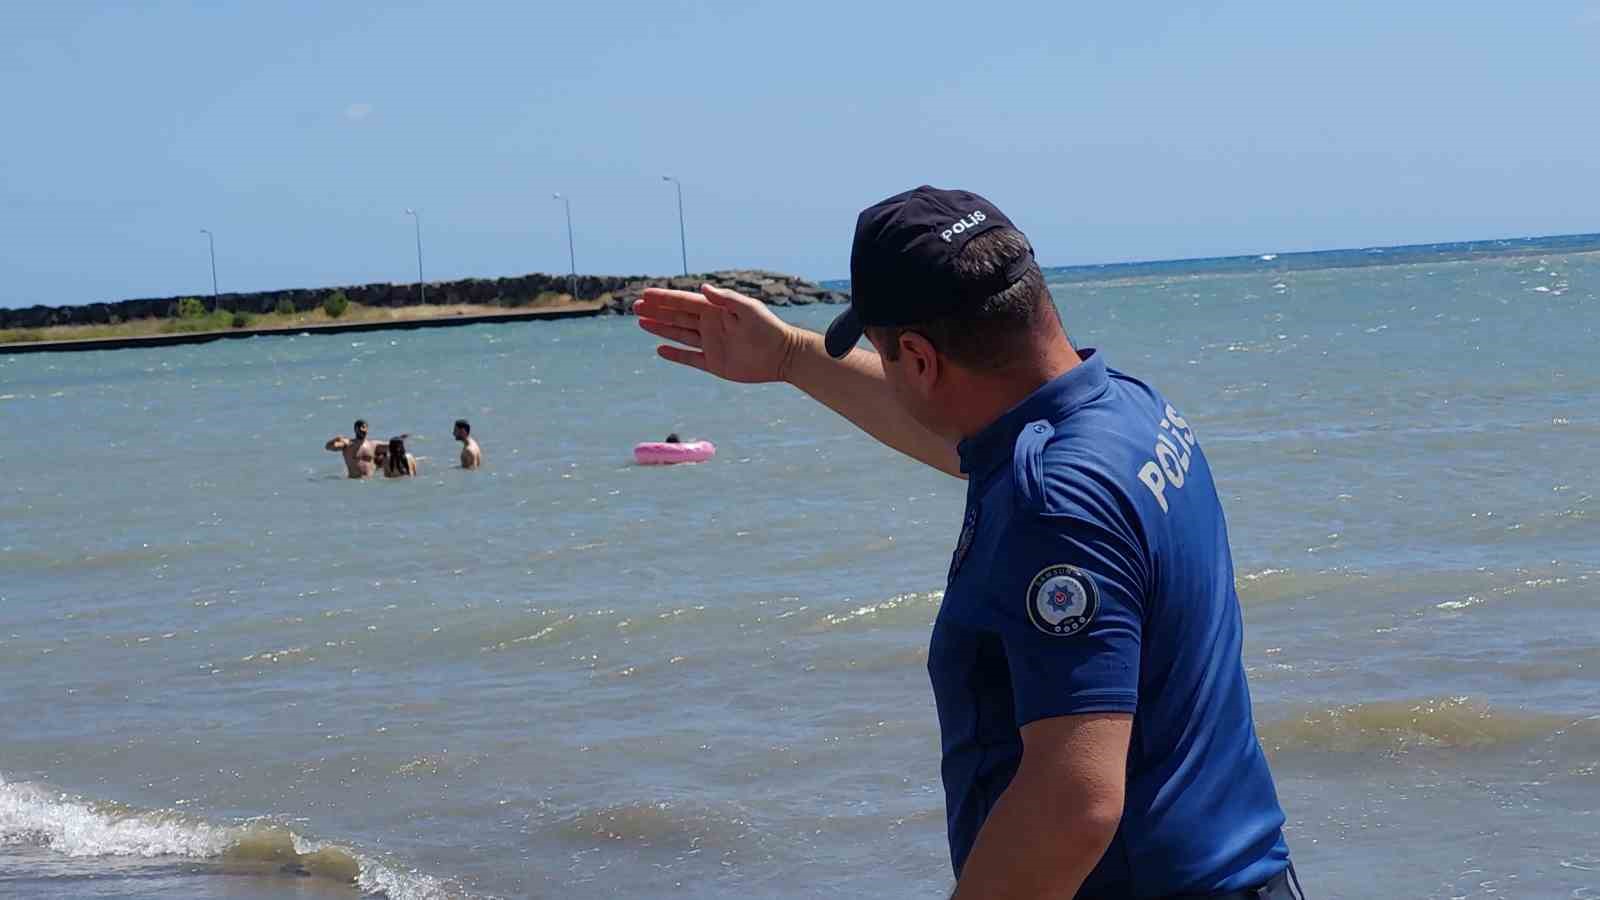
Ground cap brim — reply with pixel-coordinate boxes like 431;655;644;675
824;306;864;359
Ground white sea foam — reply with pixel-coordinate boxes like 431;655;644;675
0;776;231;858
0;774;464;899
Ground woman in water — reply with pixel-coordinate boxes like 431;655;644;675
383;436;419;478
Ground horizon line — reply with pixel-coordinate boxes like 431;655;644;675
816;229;1600;284
6;229;1598;311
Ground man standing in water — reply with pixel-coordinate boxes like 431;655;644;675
453;419;482;469
325;419;385;478
635;187;1303;899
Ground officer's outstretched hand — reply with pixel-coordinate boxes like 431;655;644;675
635;284;800;384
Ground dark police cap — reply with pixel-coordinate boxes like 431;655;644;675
825;186;1034;359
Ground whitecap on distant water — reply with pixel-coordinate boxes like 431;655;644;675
1260;254;1278;261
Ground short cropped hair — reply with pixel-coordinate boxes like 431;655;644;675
454;419;470;435
867;228;1057;371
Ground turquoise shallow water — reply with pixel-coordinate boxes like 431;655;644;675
2;246;1598;898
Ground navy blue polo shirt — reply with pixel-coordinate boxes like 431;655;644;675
932;349;1289;897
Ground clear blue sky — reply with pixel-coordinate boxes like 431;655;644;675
3;1;1598;307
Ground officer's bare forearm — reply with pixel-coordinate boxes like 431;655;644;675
951;770;1119;900
779;329;963;478
953;714;1127;900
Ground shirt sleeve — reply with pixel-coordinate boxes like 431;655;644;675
978;511;1146;726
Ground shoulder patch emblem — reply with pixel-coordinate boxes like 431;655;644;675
948;505;980;582
1026;565;1099;636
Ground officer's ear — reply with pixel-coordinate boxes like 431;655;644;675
898;331;941;391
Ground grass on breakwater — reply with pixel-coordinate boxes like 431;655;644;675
0;296;594;345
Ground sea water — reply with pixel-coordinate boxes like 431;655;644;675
2;242;1597;898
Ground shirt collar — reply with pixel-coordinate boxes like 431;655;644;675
956;349;1109;481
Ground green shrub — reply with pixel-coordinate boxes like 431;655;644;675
159;310;231;334
322;291;350;318
176;297;207;319
231;312;254;329
274;298;296;316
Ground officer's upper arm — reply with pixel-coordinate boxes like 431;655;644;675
983;512;1146;726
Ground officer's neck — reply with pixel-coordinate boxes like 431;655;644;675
947;337;1082;442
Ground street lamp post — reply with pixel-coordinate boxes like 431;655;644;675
662;175;687;276
404;209;425;304
552;193;577;299
199;229;218;308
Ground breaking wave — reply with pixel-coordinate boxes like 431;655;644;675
0;774;466;898
1257;696;1596;755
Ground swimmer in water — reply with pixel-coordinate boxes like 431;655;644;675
383;436;419;478
325;419;385;478
454;419;482;469
664;432;682;443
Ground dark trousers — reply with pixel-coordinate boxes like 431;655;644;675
1166;864;1304;900
960;864;1306;900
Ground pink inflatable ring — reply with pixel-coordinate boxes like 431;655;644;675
634;440;716;465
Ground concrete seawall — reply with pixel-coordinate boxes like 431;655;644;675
0;304;606;355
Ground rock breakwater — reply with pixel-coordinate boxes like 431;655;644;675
0;270;846;331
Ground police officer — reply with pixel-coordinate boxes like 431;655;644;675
635;186;1303;900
